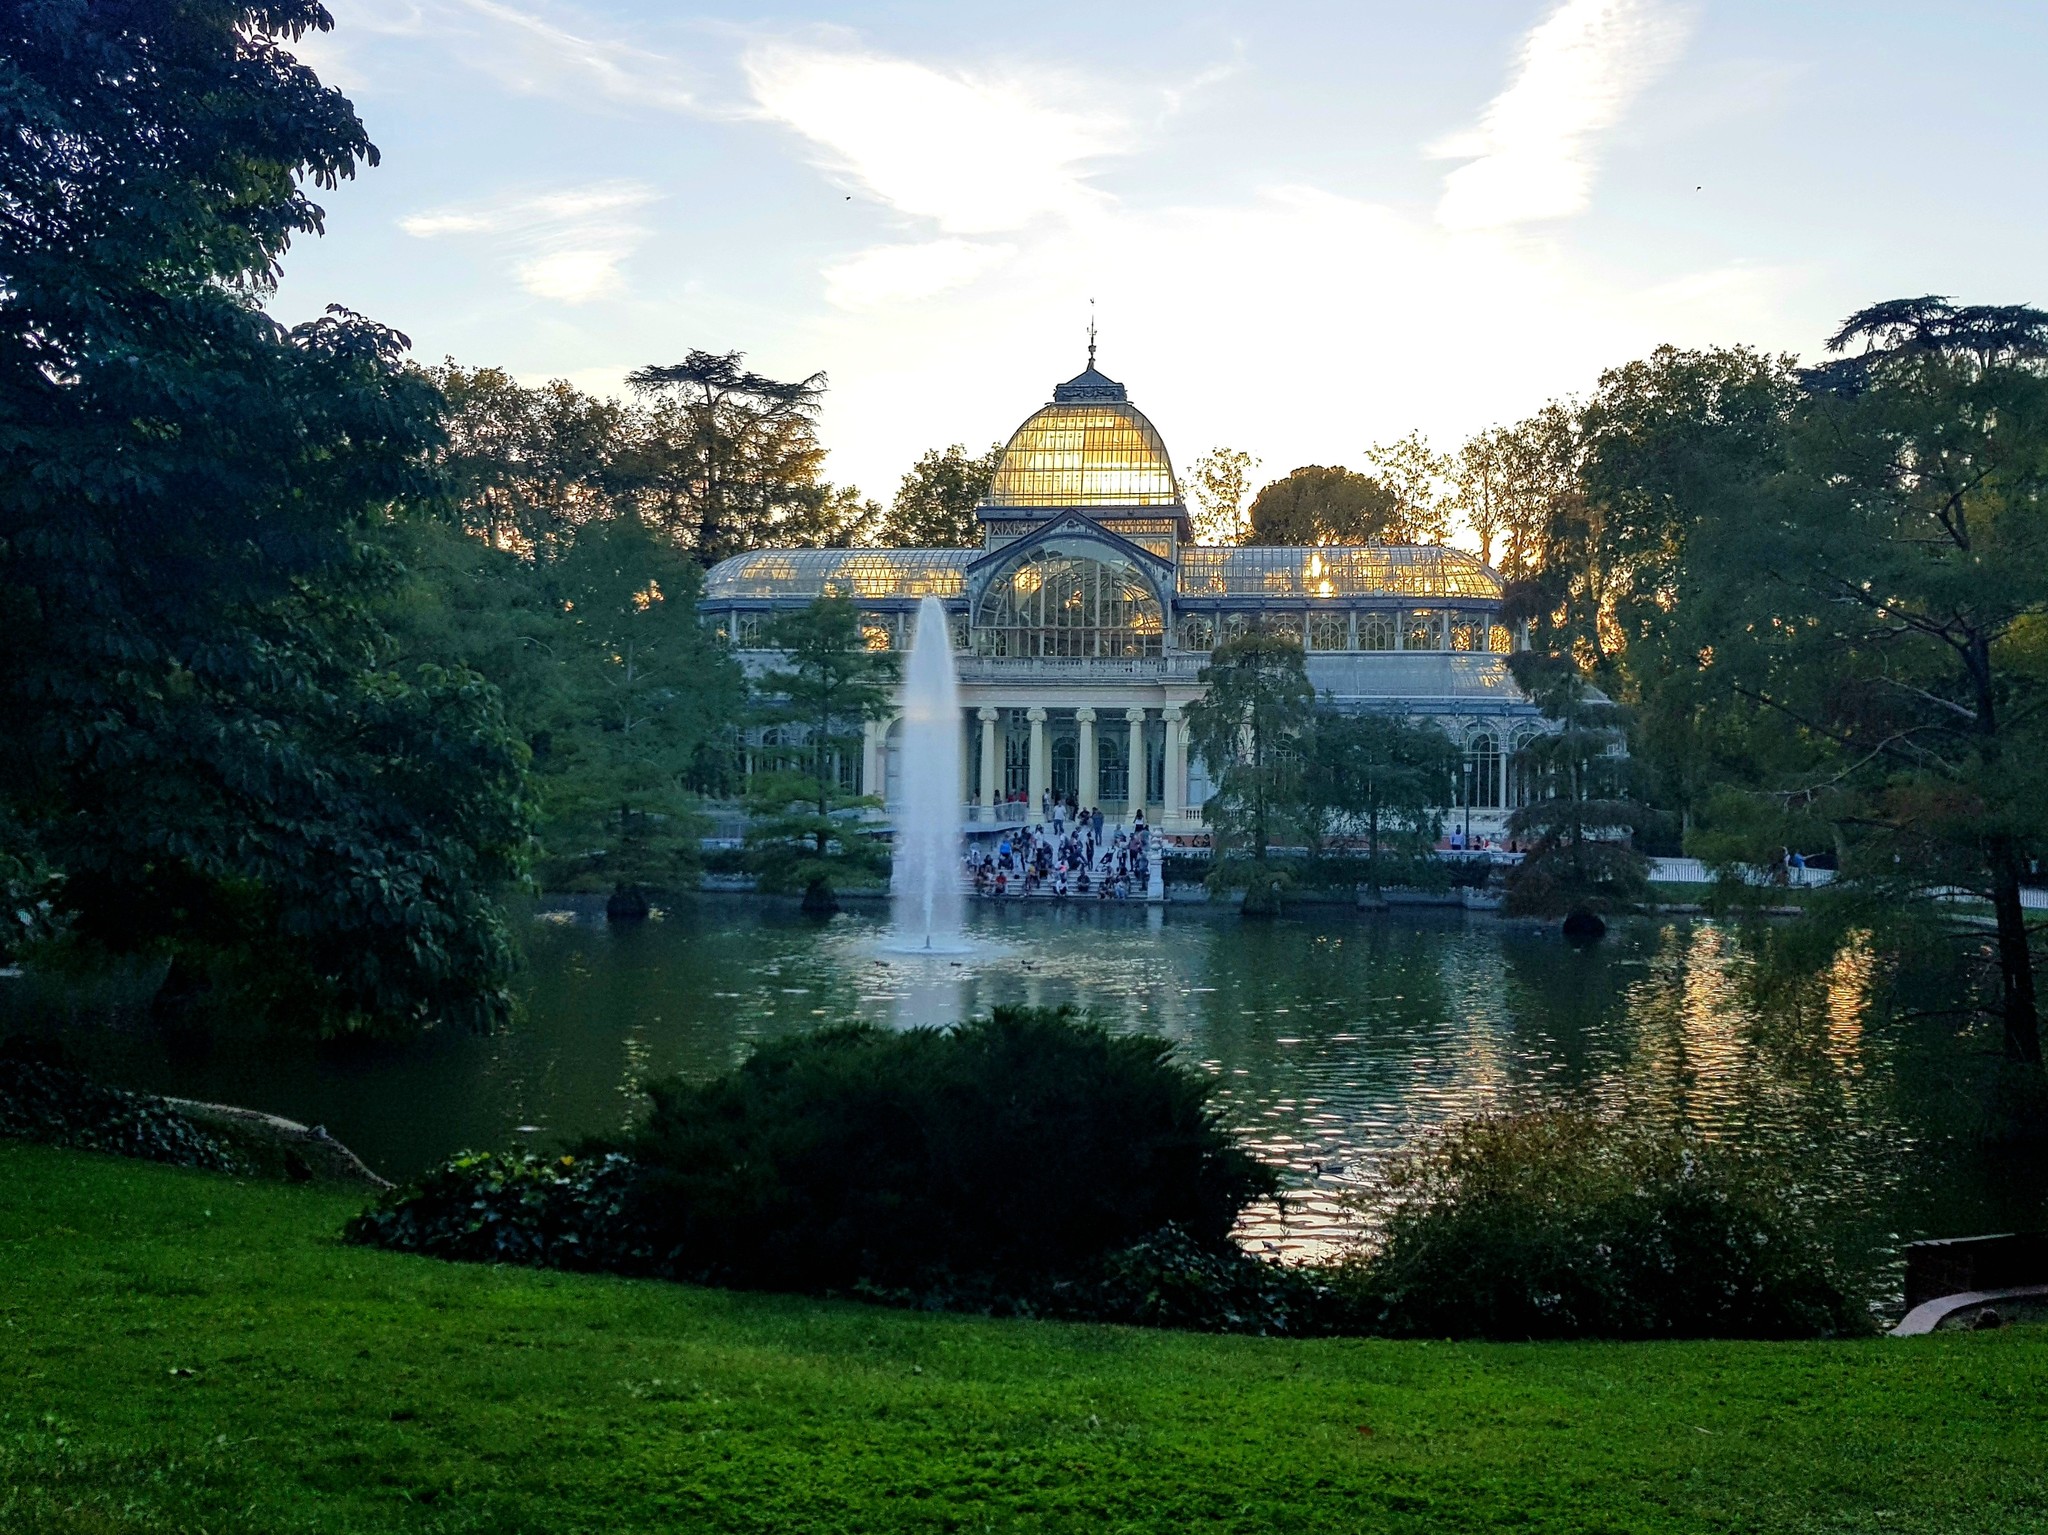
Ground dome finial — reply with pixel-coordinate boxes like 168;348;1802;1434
1087;297;1096;369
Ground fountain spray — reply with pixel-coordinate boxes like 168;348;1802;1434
889;596;965;951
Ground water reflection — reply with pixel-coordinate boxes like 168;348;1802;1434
56;896;2043;1286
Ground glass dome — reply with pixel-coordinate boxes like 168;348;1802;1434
986;366;1179;508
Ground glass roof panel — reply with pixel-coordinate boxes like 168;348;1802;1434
986;402;1179;508
1176;545;1501;599
703;548;970;601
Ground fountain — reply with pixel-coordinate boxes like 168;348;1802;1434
888;596;966;951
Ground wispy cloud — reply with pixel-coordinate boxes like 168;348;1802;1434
1433;0;1692;230
742;43;1128;233
399;180;659;303
453;0;695;112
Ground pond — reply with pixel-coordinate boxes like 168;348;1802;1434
38;897;2048;1293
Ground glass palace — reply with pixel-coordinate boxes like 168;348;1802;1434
700;359;1549;838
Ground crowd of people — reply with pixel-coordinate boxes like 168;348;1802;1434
969;793;1153;901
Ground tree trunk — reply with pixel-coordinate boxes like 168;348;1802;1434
1988;837;2042;1064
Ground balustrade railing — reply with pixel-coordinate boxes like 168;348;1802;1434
953;653;1207;683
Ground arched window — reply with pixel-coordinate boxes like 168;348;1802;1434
1358;611;1396;651
1465;732;1502;809
974;540;1164;658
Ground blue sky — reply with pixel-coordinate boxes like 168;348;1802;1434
280;1;2048;515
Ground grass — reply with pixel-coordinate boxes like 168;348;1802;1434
2;1143;2044;1534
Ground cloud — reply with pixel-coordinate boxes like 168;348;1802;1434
1434;0;1693;230
399;181;658;303
331;0;699;112
451;0;696;112
822;240;1018;311
742;43;1127;233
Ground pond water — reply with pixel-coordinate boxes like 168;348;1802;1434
39;897;2048;1293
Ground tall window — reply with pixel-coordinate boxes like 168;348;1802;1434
1098;733;1127;801
734;613;762;648
1178;613;1215;651
1464;732;1502;809
859;611;895;651
974;541;1164;658
1448;615;1484;652
1004;723;1030;795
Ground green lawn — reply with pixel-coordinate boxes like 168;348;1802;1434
2;1144;2042;1534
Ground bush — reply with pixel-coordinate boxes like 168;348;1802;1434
595;1006;1277;1292
345;1150;664;1271
1348;1110;1869;1339
352;1008;1279;1302
0;1039;237;1172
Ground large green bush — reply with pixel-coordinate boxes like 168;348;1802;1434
1349;1111;1869;1339
591;1007;1276;1292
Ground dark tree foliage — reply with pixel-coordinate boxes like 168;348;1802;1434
624;350;847;563
1503;655;1650;916
1244;465;1404;545
0;1;531;1035
878;442;1003;547
423;361;626;556
1185;633;1314;912
1304;710;1457;896
745;597;895;911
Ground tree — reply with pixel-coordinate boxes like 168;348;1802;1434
1502;656;1650;917
1304;711;1458;897
539;516;741;910
1184;634;1315;914
1245;466;1402;545
426;363;625;556
879;443;1003;547
1669;299;2048;1063
624;351;832;564
0;0;532;1037
746;598;898;912
1186;447;1260;545
1451;428;1513;569
1361;432;1453;544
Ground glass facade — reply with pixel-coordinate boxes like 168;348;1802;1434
986;403;1179;508
704;548;969;601
974;541;1165;658
1176;545;1501;600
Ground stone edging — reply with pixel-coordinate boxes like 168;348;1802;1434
164;1098;391;1190
1889;1284;2048;1336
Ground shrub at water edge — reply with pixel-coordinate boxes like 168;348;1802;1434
1348;1110;1870;1339
591;1006;1277;1292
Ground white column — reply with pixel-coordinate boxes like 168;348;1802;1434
862;717;889;804
1125;708;1147;819
1075;707;1097;811
1027;706;1048;815
978;707;1000;810
1162;705;1185;826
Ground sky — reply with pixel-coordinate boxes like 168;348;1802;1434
278;1;2048;515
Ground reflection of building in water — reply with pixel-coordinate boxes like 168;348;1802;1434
701;357;1550;840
